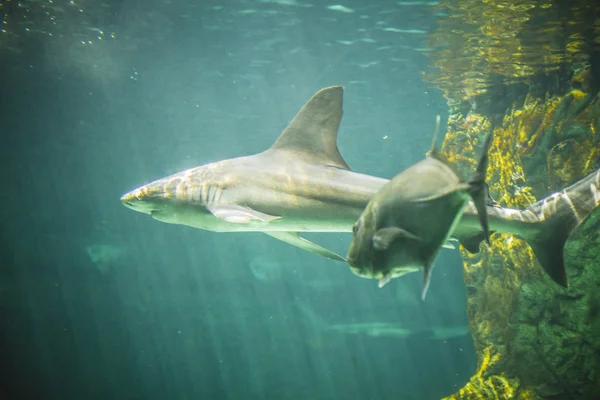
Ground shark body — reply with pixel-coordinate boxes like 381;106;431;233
121;86;600;287
121;86;385;261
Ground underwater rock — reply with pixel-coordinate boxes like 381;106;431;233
441;95;600;399
424;1;600;397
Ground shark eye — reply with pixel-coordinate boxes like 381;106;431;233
352;222;359;234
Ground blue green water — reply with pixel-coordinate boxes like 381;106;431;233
0;1;475;399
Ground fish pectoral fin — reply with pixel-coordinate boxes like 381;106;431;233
421;262;434;301
207;205;281;224
372;227;420;251
442;241;456;249
264;232;347;262
378;274;392;288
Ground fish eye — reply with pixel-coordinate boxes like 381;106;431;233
352;222;359;234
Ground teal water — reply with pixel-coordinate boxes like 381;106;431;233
0;1;475;399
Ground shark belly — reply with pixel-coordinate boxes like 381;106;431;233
153;202;360;233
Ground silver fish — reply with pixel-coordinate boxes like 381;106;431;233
347;117;493;299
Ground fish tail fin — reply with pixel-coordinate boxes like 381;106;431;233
522;168;600;287
467;133;494;244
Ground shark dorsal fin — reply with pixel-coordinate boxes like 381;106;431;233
269;86;351;170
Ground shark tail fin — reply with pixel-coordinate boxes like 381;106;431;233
467;133;494;244
521;168;600;288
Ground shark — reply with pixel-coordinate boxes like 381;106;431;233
346;116;494;299
295;302;469;341
325;322;470;340
121;86;600;289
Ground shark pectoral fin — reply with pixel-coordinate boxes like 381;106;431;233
264;232;347;262
208;205;281;224
372;227;420;251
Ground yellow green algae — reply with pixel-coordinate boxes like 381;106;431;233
424;0;600;398
442;92;600;399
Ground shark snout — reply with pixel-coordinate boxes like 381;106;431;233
121;191;143;212
120;187;157;214
121;187;145;203
121;190;140;203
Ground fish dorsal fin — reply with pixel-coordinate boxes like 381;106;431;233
430;115;441;156
269;86;351;170
427;115;450;162
426;115;462;176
